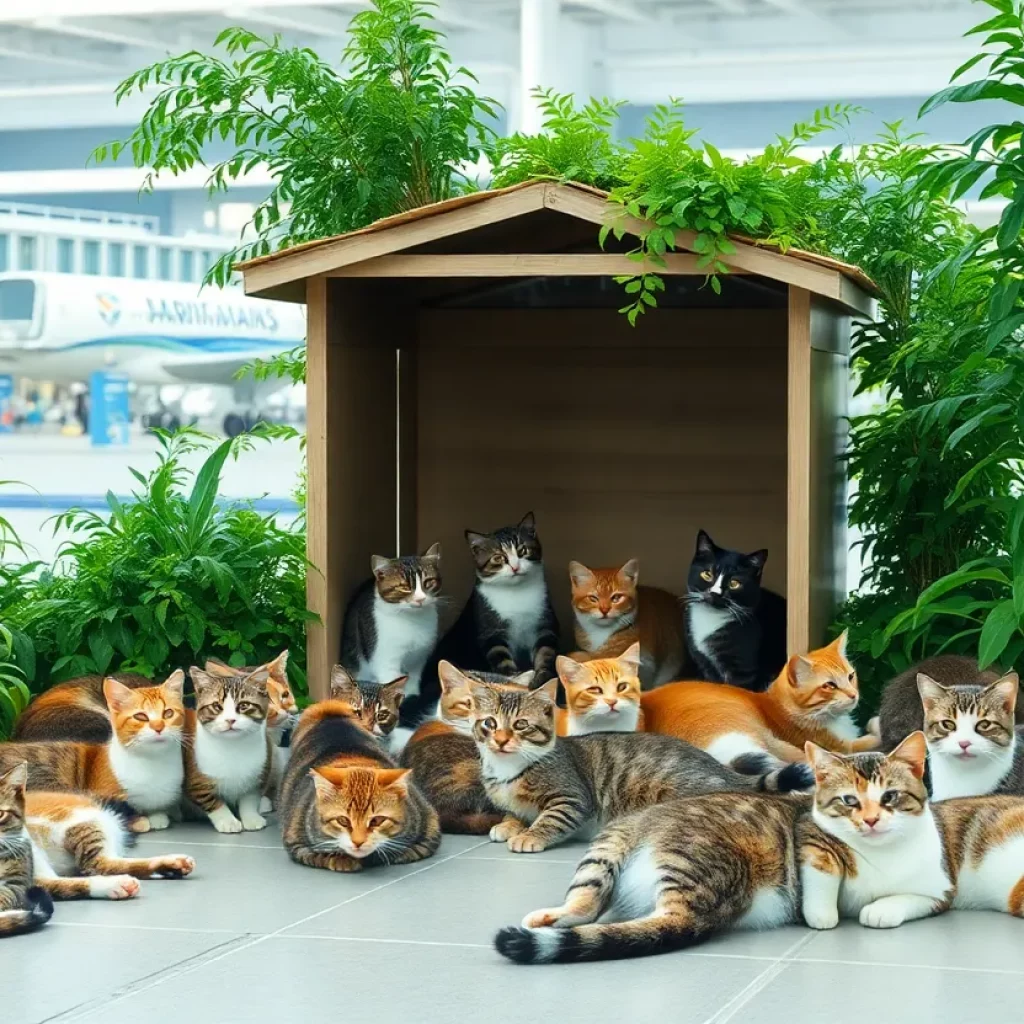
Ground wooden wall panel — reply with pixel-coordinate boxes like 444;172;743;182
787;288;812;656
415;308;789;637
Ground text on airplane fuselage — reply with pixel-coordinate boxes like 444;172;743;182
146;298;279;332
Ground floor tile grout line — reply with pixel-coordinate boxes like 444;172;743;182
795;954;1024;977
278;934;493;949
134;840;286;850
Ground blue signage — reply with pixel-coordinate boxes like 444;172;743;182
89;371;131;447
0;375;13;433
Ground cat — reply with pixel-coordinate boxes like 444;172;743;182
280;698;440;871
568;560;686;687
640;632;879;770
339;545;442;725
429;513;559;707
258;679;301;814
0;763;54;937
684;529;787;691
400;661;533;834
329;665;409;755
494;732;1024;963
554;645;644;736
468;678;812;854
0;672;188;832
875;654;1024;751
183;667;273;833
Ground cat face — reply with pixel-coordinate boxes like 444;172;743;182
687;529;766;610
807;733;928;846
103;671;186;750
311;764;411;859
469;678;558;761
190;667;269;738
205;650;290;689
0;762;27;837
371;543;441;607
556;646;642;730
569;560;638;626
330;665;407;739
466;512;542;585
205;653;296;730
437;662;533;733
785;632;858;716
918;672;1019;763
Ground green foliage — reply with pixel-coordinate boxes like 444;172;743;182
93;0;498;290
5;430;314;696
0;622;30;742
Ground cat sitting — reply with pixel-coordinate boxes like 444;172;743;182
555;646;644;736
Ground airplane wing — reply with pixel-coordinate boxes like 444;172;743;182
159;351;294;386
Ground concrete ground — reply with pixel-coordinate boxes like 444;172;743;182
7;820;1024;1024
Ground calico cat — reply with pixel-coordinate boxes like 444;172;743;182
555;646;644;736
0;672;187;832
401;662;533;834
684;529;786;691
280;699;440;871
875;654;1023;751
495;733;1024;963
568;560;686;687
429;513;558;705
468;678;812;853
329;665;409;755
641;632;878;769
339;545;442;724
184;667;272;833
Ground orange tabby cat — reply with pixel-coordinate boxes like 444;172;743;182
641;632;879;770
568;560;686;687
555;644;645;736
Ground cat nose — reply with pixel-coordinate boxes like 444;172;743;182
863;815;880;829
151;720;165;733
959;740;972;751
224;718;236;729
607;699;618;709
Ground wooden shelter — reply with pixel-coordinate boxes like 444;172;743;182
239;181;874;699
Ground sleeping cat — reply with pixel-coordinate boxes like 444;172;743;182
339;546;442;725
184;667;273;833
567;560;686;687
0;672;187;832
684;529;786;690
401;662;533;834
430;513;559;701
555;646;644;736
495;733;1024;963
280;698;440;871
468;678;812;853
641;632;878;769
329;665;409;755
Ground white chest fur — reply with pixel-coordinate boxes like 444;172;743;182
688;602;730;658
195;725;268;803
362;596;438;696
929;744;1015;800
825;713;860;742
480;573;546;656
107;736;184;813
576;613;628;653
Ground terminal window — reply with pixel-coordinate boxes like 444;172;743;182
0;234;7;272
133;245;148;279
84;240;101;275
158;248;173;281
57;238;75;273
17;236;37;271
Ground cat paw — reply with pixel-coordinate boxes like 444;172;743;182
522;906;575;929
152;856;196;879
92;875;141;900
866;716;881;739
489;819;525;843
146;812;171;831
128;815;152;834
240;811;268;832
258;796;274;815
508;832;547;854
803;904;840;930
209;808;243;834
327;855;362;873
859;902;906;929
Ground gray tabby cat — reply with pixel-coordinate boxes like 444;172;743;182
467;678;812;853
0;764;53;937
329;665;410;756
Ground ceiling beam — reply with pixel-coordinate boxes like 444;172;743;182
566;0;651;22
223;4;354;37
0;26;115;68
702;0;746;13
30;16;188;50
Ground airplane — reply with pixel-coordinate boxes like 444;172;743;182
0;271;306;435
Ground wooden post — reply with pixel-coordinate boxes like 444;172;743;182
787;287;812;656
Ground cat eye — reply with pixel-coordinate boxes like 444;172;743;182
588;594;600;603
587;686;602;695
0;811;10;824
880;790;899;807
132;712;149;722
513;719;529;731
700;570;714;582
209;702;223;714
483;717;497;730
423;579;439;591
940;719;956;732
162;709;175;720
489;554;504;564
977;720;997;732
610;593;624;603
822;681;837;690
617;682;629;692
840;795;860;807
517;546;530;557
848;673;855;682
369;816;390;829
728;580;741;590
237;702;259;714
334;816;352;829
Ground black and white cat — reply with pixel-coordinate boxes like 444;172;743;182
428;513;559;704
338;545;442;718
684;529;786;691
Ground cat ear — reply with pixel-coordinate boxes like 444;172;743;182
804;741;844;781
533;678;559;705
330;665;359;700
831;630;849;659
376;767;410;793
243;667;270;694
370;555;390;577
695;529;715;556
310;768;341;802
510;670;536;688
203;659;235;678
103;677;136;713
381;676;409;701
518;511;536;534
422;541;441;560
984;672;1020;714
618;642;641;672
889;732;927;779
556;655;586;687
787;655;815;687
438;661;472;695
266;650;289;680
0;760;28;793
465;530;489;552
189;667;216;694
746;549;768;573
619;558;639;584
916;673;948;709
161;669;185;704
568;560;594;586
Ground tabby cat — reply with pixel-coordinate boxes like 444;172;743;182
258;679;300;813
684;529;786;690
468;678;811;853
329;665;409;755
430;513;558;699
339;546;442;724
0;672;187;832
0;764;53;937
555;646;644;736
568;560;686;687
495;733;1024;963
184;667;272;833
401;662;532;834
641;632;878;769
280;698;440;871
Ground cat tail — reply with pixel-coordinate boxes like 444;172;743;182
748;760;813;793
0;887;54;937
495;914;714;964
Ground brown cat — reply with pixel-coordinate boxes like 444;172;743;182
554;645;644;736
568;560;686;687
641;632;878;771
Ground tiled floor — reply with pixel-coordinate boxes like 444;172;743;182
9;821;1024;1024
